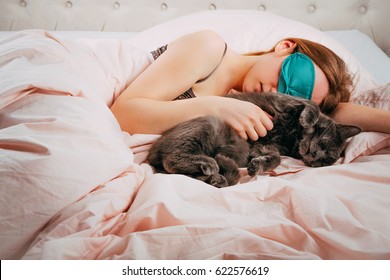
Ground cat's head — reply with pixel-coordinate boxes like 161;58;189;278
297;103;361;167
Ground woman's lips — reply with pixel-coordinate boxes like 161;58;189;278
255;83;262;92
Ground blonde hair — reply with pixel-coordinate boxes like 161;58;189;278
247;38;353;114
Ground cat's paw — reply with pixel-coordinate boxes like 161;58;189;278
200;160;219;175
206;174;228;188
248;155;280;176
215;154;241;186
248;158;261;176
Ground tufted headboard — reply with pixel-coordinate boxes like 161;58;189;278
0;0;389;56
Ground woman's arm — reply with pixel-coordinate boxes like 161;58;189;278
111;95;273;140
330;102;390;133
111;30;273;140
111;30;225;132
111;97;207;134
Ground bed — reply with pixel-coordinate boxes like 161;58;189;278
0;0;389;260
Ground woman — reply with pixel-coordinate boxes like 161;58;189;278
111;30;389;140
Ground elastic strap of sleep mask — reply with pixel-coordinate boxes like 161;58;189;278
277;52;315;100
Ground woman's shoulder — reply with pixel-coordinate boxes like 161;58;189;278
169;30;226;59
174;30;224;43
187;30;225;45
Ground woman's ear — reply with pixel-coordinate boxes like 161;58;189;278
275;40;297;56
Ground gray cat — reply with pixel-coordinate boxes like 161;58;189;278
147;92;361;188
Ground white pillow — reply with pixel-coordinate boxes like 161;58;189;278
131;10;377;98
325;30;390;86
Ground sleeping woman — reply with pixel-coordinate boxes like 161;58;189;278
110;30;390;140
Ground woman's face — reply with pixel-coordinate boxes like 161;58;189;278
242;52;282;94
242;46;329;105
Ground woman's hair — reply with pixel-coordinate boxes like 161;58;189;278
247;38;353;114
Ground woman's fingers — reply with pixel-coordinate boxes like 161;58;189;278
247;108;273;140
229;119;249;140
261;111;274;130
253;122;266;139
232;111;273;141
246;125;260;141
214;97;274;140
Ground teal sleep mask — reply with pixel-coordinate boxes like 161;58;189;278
277;52;315;100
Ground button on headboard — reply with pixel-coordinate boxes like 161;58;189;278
0;0;389;56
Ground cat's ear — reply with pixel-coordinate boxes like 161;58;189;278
299;104;320;128
337;124;361;139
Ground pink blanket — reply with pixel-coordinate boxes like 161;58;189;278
1;30;390;260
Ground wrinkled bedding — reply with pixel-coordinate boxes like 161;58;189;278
1;30;390;260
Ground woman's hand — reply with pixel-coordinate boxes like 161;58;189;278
204;96;274;141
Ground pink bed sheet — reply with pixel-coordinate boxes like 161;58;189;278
1;30;390;260
22;145;390;260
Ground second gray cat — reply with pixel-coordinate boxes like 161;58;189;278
147;92;361;188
